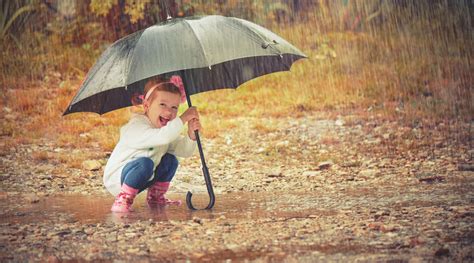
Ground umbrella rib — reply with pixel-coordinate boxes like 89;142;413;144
226;17;282;55
182;19;212;68
226;17;306;58
123;33;143;86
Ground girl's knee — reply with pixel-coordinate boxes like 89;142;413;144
135;157;154;172
121;157;155;188
162;154;179;168
122;157;154;180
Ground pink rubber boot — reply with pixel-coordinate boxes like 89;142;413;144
111;184;138;212
147;182;182;206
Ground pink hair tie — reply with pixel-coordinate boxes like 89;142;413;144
169;75;187;103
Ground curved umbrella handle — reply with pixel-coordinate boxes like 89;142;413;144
186;191;215;210
179;71;215;210
186;130;216;210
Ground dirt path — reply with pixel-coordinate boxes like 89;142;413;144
1;112;473;261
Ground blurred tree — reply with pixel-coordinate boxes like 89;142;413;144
89;0;186;40
157;0;178;20
0;0;36;44
281;0;315;22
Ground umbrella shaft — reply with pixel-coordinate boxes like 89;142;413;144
194;131;209;171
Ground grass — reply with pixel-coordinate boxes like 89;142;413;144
0;4;472;158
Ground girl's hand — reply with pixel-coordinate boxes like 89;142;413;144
187;118;202;141
180;107;199;123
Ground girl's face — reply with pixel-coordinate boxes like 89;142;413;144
144;90;180;128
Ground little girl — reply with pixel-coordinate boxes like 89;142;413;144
103;75;200;212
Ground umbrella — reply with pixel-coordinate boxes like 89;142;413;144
64;15;307;210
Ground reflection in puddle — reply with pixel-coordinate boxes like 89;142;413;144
0;192;329;225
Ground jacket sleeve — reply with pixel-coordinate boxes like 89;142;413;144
121;115;184;149
167;135;197;158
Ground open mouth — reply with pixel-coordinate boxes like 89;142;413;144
159;116;170;126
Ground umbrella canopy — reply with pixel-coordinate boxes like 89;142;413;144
64;15;306;115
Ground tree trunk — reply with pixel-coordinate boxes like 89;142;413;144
158;0;178;21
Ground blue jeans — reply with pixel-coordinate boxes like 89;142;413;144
120;154;179;192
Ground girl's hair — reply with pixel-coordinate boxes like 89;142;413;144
131;76;181;106
143;76;181;102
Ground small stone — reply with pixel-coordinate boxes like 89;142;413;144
127;247;140;253
125;232;137;238
84;228;95;235
226;243;239;250
381;224;398;232
418;175;445;184
225;135;232;145
359;169;378;178
105;234;117;242
408;256;424;263
24;194;40;203
458;164;474;171
193;217;203;224
276;140;289;147
341;161;360;168
368;222;383;231
385;232;398;238
318;161;333;170
79;132;91;138
409;237;425;247
434;247;450;257
374;210;390;219
82;160;102;171
303;171;320;177
192;252;205;258
335;119;345;126
46;255;59;263
267;170;283;178
149;245;160;253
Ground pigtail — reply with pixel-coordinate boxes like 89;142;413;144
131;92;144;106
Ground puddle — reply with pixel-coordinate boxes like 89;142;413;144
0;192;332;225
2;181;470;226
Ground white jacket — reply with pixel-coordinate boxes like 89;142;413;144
103;113;196;196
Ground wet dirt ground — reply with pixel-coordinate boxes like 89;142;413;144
1;113;473;261
1;179;473;262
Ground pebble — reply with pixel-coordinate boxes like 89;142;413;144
302;171;321;177
318;161;333;170
82;160;102;171
358;169;378;178
24;194;40;203
434;247;450;257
